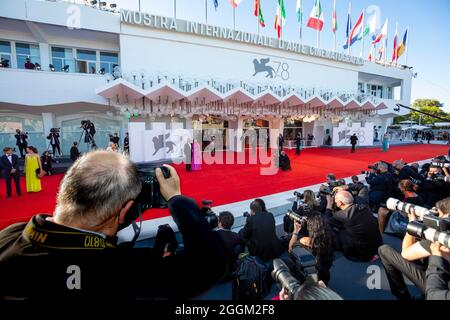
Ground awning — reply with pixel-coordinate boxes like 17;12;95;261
95;78;145;103
282;93;306;106
186;84;223;104
222;88;254;104
305;95;327;108
253;91;281;105
327;97;345;109
345;98;361;110
145;82;186;103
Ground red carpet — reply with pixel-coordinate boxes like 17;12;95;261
0;144;448;230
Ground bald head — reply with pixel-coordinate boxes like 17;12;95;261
54;151;141;228
334;191;354;206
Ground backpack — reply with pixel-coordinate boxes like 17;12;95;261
232;255;271;300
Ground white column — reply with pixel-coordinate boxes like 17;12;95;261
42;112;56;137
39;43;50;71
228;116;244;152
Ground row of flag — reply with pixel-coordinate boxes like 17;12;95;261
218;0;409;64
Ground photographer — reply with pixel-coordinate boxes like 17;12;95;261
14;129;28;158
285;190;321;234
47;128;61;157
365;162;395;209
378;197;450;300
392;159;423;182
109;133;120;146
0;151;227;300
239;199;285;262
426;241;450;300
325;191;383;262
421;165;449;207
378;179;425;234
288;212;335;284
124;132;129;154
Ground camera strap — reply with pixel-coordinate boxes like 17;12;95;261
22;216;117;250
130;208;143;244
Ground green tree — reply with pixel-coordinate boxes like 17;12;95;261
394;99;450;124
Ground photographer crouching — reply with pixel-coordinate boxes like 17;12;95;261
378;197;450;300
0;151;227;300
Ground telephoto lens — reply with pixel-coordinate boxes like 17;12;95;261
386;198;436;220
272;259;301;300
407;221;450;247
431;162;450;168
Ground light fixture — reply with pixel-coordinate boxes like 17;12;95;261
99;67;105;75
90;0;98;6
0;58;9;68
49;64;55;71
35;63;41;70
63;65;69;72
99;1;107;9
110;3;117;9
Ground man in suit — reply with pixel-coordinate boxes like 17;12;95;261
47;129;61;157
350;134;358;153
183;139;192;172
0;147;21;197
295;133;302;155
70;142;80;162
14;129;28;158
214;211;244;277
239;199;284;262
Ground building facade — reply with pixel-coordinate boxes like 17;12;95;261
0;0;413;157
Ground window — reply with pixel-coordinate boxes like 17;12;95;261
100;52;118;75
386;87;393;99
76;49;96;74
51;47;74;72
370;85;383;98
16;42;40;70
358;82;365;94
0;41;11;68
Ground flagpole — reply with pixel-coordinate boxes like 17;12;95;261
405;26;410;66
300;0;303;44
205;0;208;24
360;11;364;58
383;35;387;66
317;23;320;48
173;0;176;19
347;2;351;55
395;22;398;66
233;7;236;30
333;0;336;51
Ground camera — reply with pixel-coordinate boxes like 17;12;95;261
243;211;250;218
121;166;170;230
318;185;331;196
50;128;60;133
200;199;218;229
294;191;304;199
386;198;438;220
272;247;319;300
431;162;450;168
407;217;450;248
81;120;92;129
286;210;307;230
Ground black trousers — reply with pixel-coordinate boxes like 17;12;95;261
51;143;61;156
2;171;21;196
351;144;356;153
378;244;426;300
295;146;301;155
185;163;191;172
17;143;27;158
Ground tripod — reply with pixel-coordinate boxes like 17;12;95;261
78;128;97;151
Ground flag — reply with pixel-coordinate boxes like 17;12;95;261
332;0;337;33
392;26;398;63
364;11;377;36
296;0;303;24
228;0;242;8
397;28;408;58
213;0;218;11
254;0;265;27
274;0;286;39
372;18;388;44
342;5;351;47
307;0;324;31
343;10;364;49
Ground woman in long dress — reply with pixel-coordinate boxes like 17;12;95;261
191;139;202;171
25;146;43;192
381;133;390;152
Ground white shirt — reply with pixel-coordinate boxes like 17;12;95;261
7;155;12;164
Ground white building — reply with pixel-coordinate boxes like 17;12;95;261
0;0;413;157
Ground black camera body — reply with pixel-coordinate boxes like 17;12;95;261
293;191;304;199
407;217;450;248
243;211;250;218
120;166;170;231
286;210;307;230
200;199;218;230
50;128;60;133
81;120;92;130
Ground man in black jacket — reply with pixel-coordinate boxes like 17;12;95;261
0;147;21;197
0;151;227;300
14;129;28;158
214;211;244;277
47;129;61;157
393;160;423;182
239;199;284;262
325;191;382;262
350;134;358;153
70;142;80;162
366;162;394;208
183;139;192;172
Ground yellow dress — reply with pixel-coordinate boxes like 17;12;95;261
25;155;42;193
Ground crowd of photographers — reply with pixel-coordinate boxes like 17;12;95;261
0;149;449;301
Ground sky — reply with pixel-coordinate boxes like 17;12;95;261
84;0;450;110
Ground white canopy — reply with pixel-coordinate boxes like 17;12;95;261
402;125;431;130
